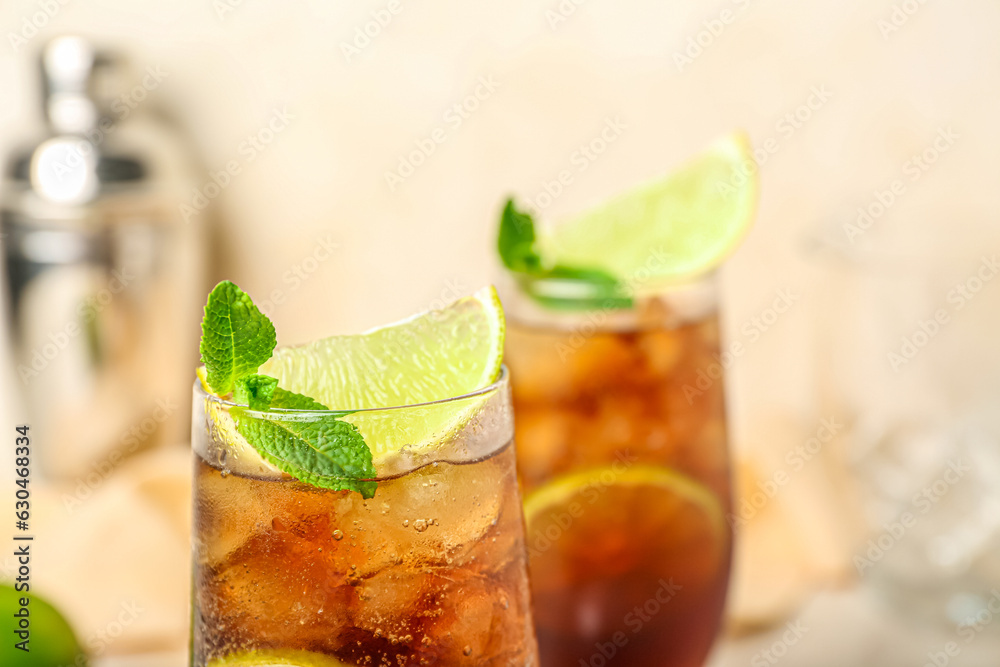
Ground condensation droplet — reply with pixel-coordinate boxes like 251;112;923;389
402;519;410;528
463;646;472;656
332;529;344;541
413;519;428;532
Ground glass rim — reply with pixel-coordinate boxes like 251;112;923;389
194;365;509;417
502;269;718;303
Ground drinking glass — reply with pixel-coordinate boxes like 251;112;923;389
190;368;539;666
503;275;733;667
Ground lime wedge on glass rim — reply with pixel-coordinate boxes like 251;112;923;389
199;286;505;472
536;131;758;288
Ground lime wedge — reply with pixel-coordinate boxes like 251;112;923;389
207;649;355;666
256;286;505;463
539;131;757;285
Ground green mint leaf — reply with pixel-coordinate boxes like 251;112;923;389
498;198;633;309
234;374;278;410
232;408;377;498
498;198;543;273
199;281;277;395
269;386;329;411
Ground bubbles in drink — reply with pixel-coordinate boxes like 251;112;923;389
191;442;536;666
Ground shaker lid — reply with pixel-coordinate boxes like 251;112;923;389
1;37;147;204
41;36;102;135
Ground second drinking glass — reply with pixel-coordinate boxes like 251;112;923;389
503;275;733;667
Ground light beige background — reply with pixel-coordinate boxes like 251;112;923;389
1;0;999;663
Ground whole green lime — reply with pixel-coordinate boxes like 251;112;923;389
0;583;87;666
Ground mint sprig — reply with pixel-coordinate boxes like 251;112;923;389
199;281;377;498
498;199;632;309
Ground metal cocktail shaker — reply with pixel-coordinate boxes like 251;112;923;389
1;36;206;482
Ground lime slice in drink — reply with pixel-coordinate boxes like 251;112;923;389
207;650;356;666
538;131;757;285
254;286;505;464
523;464;728;637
